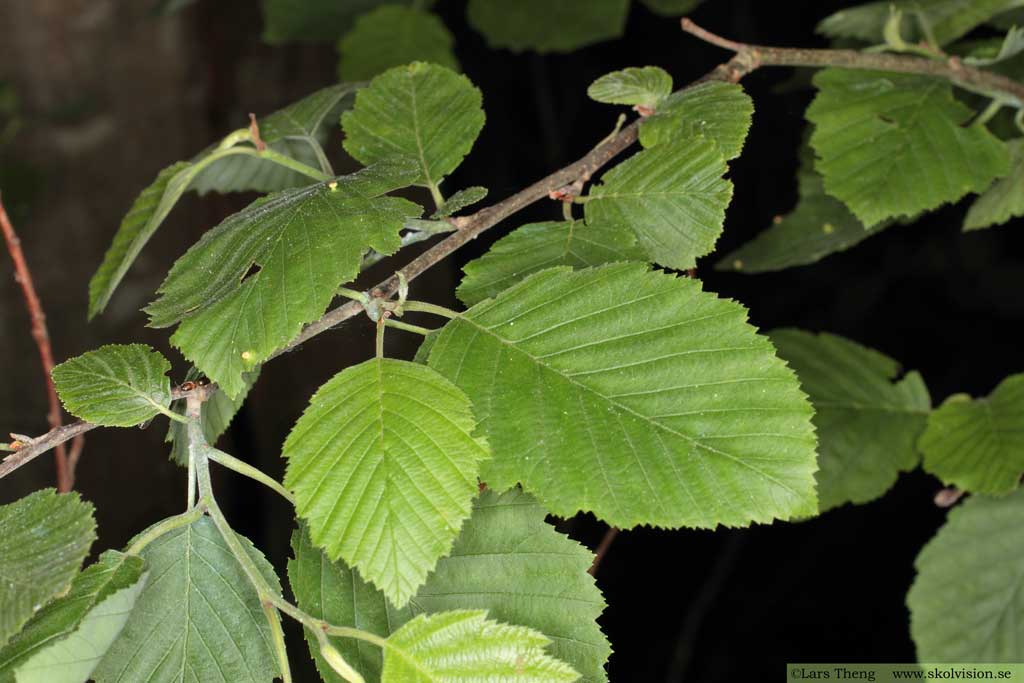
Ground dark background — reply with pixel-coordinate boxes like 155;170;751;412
1;1;1021;680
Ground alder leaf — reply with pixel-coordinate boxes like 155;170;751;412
94;517;280;683
338;6;458;81
289;489;610;683
261;0;427;44
807;69;1010;226
432;186;488;218
919;373;1024;495
964;138;1024;231
89;84;357;318
342;62;484;189
818;0;1024;46
382;610;579;682
283;358;490;607
457;220;644;307
146;159;422;398
639;81;753;160
717;143;888;273
52;344;174;427
0;490;96;649
908;490;1024;661
166;368;260;466
584;138;732;270
587;67;673;109
88;161;190;318
190;83;359;196
428;263;818;529
0;552;145;683
466;0;628;53
770;330;930;512
639;0;705;14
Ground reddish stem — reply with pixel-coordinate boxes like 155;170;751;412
0;195;81;490
588;526;620;576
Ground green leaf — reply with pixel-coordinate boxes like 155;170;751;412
639;0;704;14
818;0;1024;46
0;552;145;683
166;368;260;466
288;526;409;683
190;83;359;196
717;143;888;273
639;81;753;160
587;67;672;109
147;159;422;398
283;358;490;607
428;263;818;529
964;26;1024;65
584;138;732;270
919;374;1024;495
965;138;1024;230
289;489;610;683
261;0;423;44
89;84;357;318
342;62;485;190
88;161;190;318
94;517;280;683
432;186;488;218
338;6;458;81
383;610;579;682
770;330;930;512
908;490;1024;661
807;69;1010;226
52;344;174;427
466;0;628;53
457;220;644;307
0;490;96;649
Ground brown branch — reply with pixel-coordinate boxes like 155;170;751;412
681;18;1024;106
588;526;620;576
0;195;82;491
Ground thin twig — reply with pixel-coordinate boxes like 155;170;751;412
0;195;82;491
681;17;1024;106
589;526;620;576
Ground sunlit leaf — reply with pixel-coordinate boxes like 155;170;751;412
588;67;672;109
639;81;753;160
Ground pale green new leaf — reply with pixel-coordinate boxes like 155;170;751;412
587;67;672;109
428;263;818;529
283;358;490;607
189;83;360;196
289;489;610;683
639;81;754;160
466;0;628;53
0;490;96;649
807;69;1010;226
585;138;732;270
457;220;644;307
342;63;484;189
965;139;1024;230
94;517;280;683
639;0;705;15
52;344;174;427
920;373;1024;495
146;159;422;398
166;368;260;466
717;143;888;273
432;186;487;218
964;26;1024;65
908;490;1024;661
0;552;145;683
770;330;930;512
89;84;358;318
818;0;1024;46
338;6;458;81
382;611;579;682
